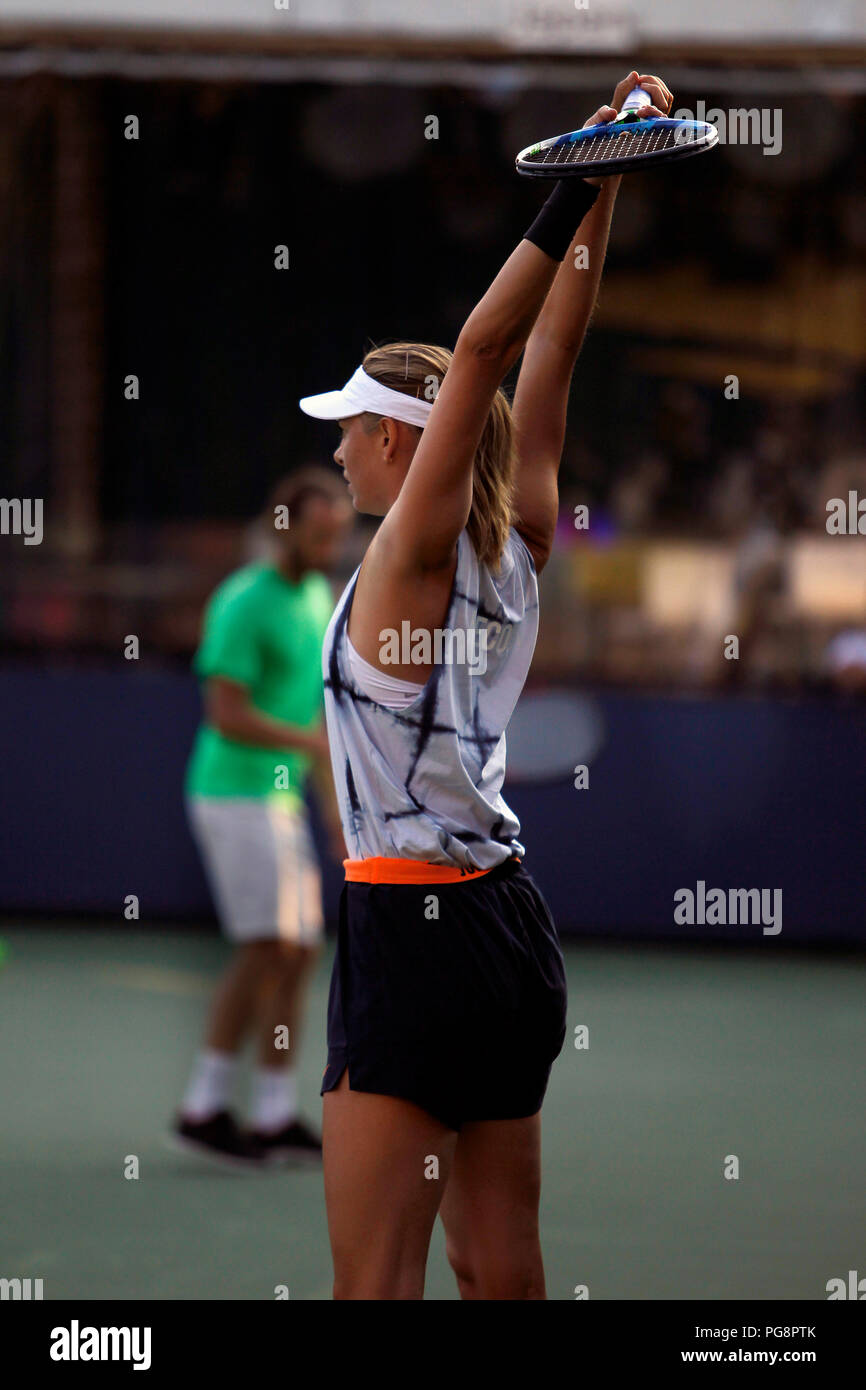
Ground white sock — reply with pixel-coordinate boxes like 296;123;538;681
181;1049;237;1121
251;1066;298;1133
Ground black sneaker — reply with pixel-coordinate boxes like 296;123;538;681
167;1110;269;1172
250;1117;323;1166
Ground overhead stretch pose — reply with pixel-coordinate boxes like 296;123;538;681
173;469;352;1168
300;72;673;1297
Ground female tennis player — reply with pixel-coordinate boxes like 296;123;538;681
300;71;673;1300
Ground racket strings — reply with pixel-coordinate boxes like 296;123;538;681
539;124;702;169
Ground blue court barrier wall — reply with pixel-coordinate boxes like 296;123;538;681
0;667;864;943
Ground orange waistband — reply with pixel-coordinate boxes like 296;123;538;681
343;856;509;885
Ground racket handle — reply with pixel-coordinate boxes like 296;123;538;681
617;86;653;118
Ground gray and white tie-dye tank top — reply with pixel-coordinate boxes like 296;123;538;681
321;526;539;870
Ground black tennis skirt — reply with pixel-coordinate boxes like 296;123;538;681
320;855;568;1131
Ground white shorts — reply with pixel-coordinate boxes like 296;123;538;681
186;796;324;946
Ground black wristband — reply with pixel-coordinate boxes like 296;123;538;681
523;178;600;262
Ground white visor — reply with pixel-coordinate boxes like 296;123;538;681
299;365;434;430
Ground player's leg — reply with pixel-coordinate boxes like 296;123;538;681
172;798;283;1165
435;861;566;1297
184;796;282;1071
204;940;277;1054
256;940;319;1064
171;941;275;1164
322;1068;458;1300
260;801;325;1063
250;940;320;1151
439;1111;546;1300
434;860;560;1298
249;802;326;1157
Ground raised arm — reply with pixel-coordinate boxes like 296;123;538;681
376;93;642;580
511;72;673;571
346;227;586;676
378;240;571;575
346;79;669;678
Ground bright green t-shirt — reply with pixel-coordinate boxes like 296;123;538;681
185;562;334;803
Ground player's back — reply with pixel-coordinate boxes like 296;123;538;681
322;527;539;870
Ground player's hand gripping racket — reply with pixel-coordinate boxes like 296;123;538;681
515;84;718;178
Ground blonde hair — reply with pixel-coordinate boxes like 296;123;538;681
360;341;516;569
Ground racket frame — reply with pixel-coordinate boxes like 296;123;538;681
515;85;718;179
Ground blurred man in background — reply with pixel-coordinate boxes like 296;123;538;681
171;468;353;1168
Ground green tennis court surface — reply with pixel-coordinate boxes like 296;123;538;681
1;925;863;1300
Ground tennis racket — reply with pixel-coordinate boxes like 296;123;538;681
515;85;718;178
